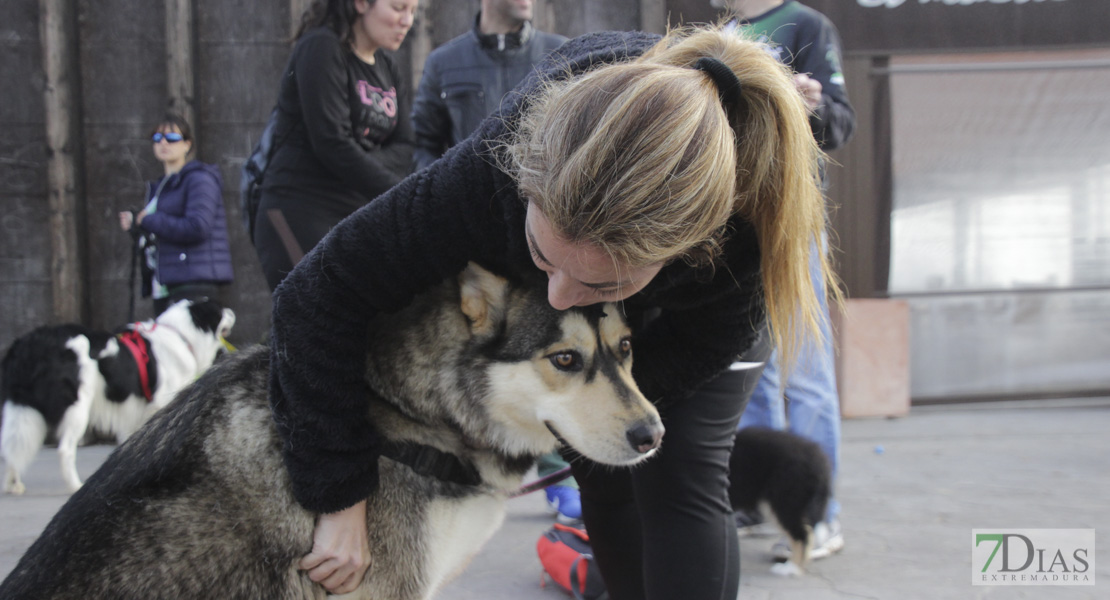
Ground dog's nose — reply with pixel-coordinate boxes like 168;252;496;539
626;423;664;454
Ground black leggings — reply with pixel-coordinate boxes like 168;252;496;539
566;334;771;600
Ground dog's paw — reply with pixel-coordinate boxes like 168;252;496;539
770;560;803;577
5;481;26;496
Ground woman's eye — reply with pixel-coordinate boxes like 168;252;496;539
550;351;583;372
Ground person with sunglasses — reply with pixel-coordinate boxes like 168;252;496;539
118;113;234;315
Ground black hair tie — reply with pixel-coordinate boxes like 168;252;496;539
694;57;743;110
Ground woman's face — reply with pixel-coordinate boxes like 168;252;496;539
354;0;418;54
525;203;664;311
151;124;190;165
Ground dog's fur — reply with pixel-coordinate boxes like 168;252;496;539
0;264;663;600
729;426;832;575
1;299;235;495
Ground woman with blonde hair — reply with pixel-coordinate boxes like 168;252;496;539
270;25;832;597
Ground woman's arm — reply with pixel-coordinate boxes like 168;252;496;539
139;168;222;244
367;52;416;181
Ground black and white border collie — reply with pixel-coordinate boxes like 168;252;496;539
1;299;235;494
729;426;832;575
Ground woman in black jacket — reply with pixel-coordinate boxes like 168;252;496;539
253;0;418;291
273;26;835;599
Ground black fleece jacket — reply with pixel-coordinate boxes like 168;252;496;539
269;30;766;514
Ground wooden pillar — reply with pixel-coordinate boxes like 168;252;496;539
40;0;88;323
826;54;892;299
165;0;195;127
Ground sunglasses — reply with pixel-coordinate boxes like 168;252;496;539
152;132;185;143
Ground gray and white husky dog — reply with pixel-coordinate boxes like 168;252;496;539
0;264;664;600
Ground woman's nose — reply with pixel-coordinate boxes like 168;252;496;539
546;272;582;311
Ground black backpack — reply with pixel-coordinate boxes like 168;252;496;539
239;107;283;244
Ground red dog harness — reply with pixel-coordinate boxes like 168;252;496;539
116;328;154;402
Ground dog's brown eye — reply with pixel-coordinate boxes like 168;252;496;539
619;338;632;356
550;351;583;372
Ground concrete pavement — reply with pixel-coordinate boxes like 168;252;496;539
3;397;1108;599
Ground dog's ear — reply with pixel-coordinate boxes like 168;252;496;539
458;262;508;335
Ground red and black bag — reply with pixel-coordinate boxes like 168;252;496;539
536;523;608;600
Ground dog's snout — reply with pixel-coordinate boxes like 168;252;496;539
626;422;664;454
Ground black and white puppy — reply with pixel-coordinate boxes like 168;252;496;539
1;299;235;494
729;426;832;575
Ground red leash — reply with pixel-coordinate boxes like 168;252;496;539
511;465;574;498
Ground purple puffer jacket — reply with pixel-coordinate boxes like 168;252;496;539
140;160;234;286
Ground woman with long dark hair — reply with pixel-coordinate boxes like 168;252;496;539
253;0;418;291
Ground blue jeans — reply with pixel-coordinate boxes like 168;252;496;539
738;240;841;522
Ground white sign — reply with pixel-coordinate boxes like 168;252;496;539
972;529;1095;586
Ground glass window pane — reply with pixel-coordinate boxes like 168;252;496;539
886;51;1110;400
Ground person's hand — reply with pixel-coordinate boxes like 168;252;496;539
793;73;822;110
299;500;371;594
119;211;134;231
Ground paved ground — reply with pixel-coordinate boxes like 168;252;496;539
2;397;1107;599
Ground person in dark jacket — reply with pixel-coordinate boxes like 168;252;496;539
272;26;835;598
410;0;566;171
119;113;233;316
252;0;419;291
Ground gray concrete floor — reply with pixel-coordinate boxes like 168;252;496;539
3;398;1108;599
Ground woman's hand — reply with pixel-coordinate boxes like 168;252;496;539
299;500;371;594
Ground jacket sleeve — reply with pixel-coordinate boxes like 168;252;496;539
370;54;416;180
793;17;855;151
293;32;406;200
139;169;222;245
411;53;450;171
